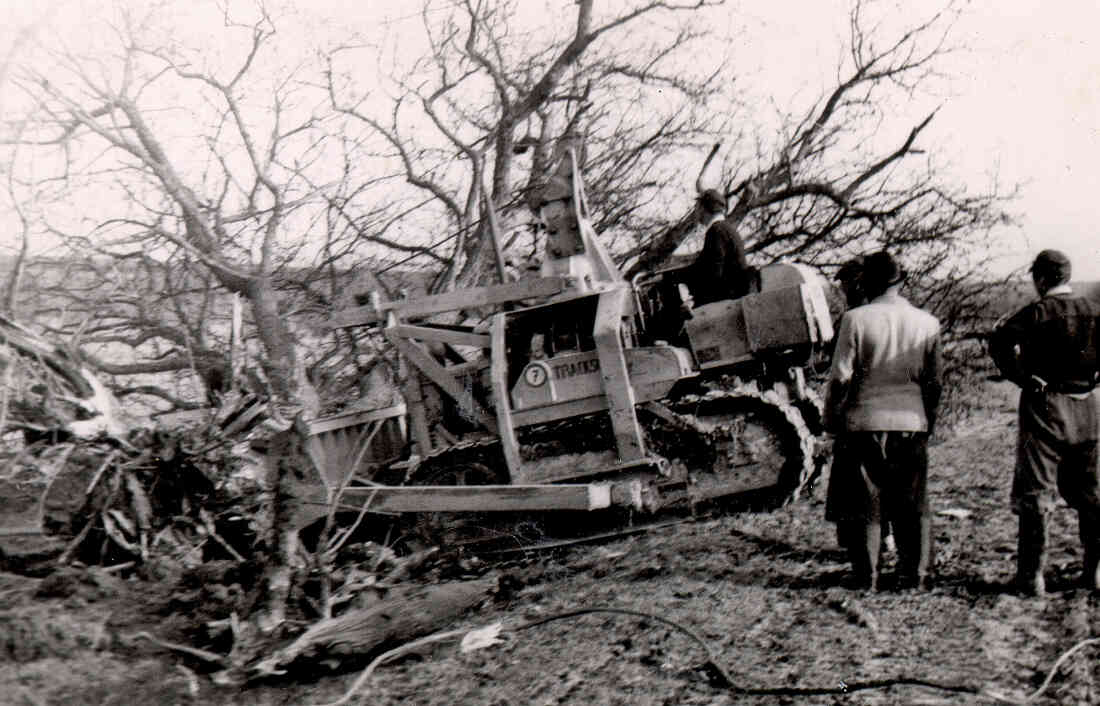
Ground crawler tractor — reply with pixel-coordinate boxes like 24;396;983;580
309;151;834;547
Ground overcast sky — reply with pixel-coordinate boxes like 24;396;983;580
728;0;1099;280
2;0;1097;280
943;1;1100;280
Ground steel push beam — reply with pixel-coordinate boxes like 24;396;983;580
303;479;649;515
593;286;646;463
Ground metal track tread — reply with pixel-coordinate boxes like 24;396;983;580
667;380;816;508
395;380;816;552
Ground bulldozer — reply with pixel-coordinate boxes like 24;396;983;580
307;148;834;548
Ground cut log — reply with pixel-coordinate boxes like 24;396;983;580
253;576;497;675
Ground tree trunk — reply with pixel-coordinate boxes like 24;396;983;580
247;277;319;417
254;577;497;674
242;277;322;632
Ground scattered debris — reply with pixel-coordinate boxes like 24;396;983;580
825;592;879;632
460;621;503;653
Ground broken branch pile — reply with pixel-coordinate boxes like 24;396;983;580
0;316;510;696
0;317;272;569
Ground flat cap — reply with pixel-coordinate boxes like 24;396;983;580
862;250;907;295
1029;249;1071;280
698;188;727;214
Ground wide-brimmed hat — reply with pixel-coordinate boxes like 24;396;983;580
697;188;727;214
862;251;907;294
1029;249;1071;281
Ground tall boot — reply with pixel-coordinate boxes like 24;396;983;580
845;518;882;591
895;513;933;590
836;520;855;558
1017;508;1048;597
1078;511;1100;591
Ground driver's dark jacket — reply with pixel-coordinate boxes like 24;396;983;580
990;287;1100;393
685;219;751;305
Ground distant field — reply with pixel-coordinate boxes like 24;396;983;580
1075;279;1100;302
975;279;1100;322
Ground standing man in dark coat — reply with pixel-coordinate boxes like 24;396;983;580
681;188;753;308
825;251;943;590
989;249;1100;596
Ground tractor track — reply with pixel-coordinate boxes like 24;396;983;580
398;382;819;554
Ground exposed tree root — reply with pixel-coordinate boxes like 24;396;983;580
311;628;468;706
983;637;1100;705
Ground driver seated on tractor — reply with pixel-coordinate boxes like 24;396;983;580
680;188;754;313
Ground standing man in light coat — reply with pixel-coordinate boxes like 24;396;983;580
825;251;943;590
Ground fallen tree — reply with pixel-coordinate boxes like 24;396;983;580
0;315;137;443
0;320;282;612
0;315;144;540
0;315;502;696
247;576;498;681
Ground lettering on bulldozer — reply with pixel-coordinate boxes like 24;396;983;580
553;357;600;380
304;145;835;550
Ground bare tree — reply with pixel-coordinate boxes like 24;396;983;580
323;0;1011;357
0;8;53;319
0;157;32;318
628;2;1012;286
1;4;404;416
325;0;728;293
0;0;1013;423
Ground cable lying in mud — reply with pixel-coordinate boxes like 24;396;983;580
311;607;1098;705
513;607;979;698
513;606;736;686
525;610;1100;703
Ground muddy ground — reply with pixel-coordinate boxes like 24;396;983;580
2;380;1099;705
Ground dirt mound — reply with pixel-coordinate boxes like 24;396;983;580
0;569;123;663
0;605;110;663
